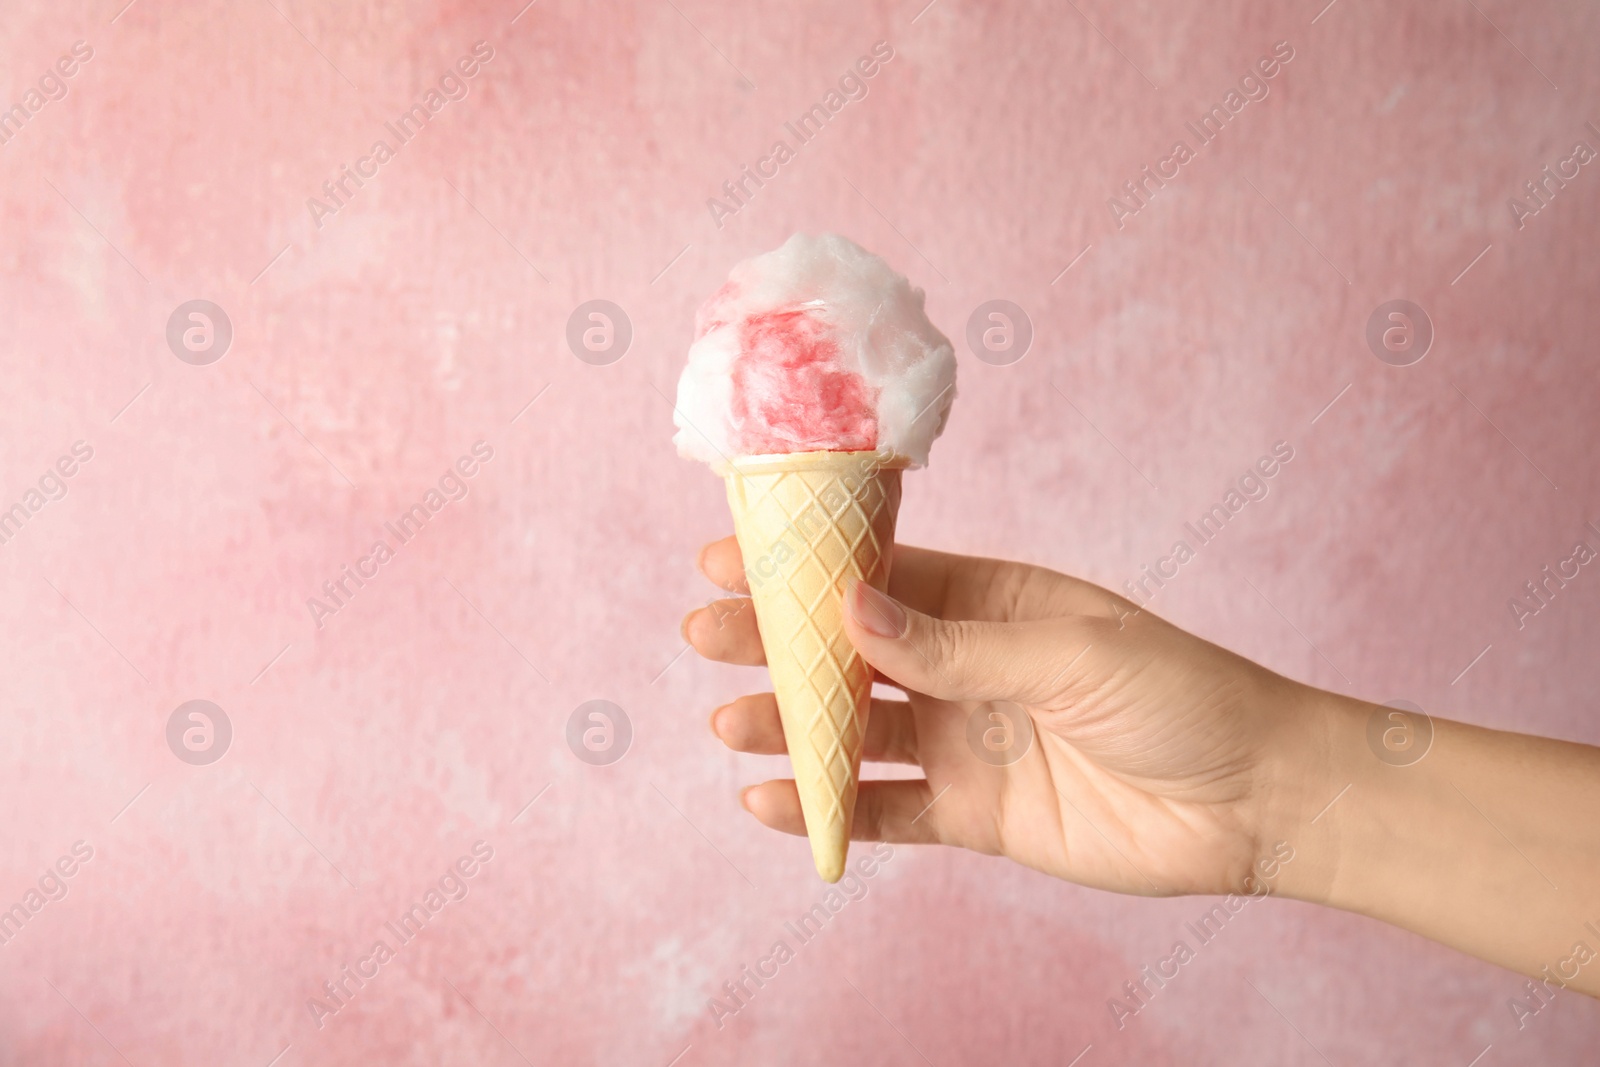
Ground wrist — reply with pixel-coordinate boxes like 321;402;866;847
1239;677;1600;988
1249;680;1359;905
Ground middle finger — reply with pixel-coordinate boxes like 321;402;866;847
683;598;909;690
682;597;764;665
710;692;920;765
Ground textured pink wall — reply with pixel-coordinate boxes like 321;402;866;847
3;0;1599;1063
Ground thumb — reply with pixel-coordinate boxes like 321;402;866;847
842;579;1090;704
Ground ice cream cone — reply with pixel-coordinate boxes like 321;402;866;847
720;449;905;882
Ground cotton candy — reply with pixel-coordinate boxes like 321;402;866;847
673;233;956;468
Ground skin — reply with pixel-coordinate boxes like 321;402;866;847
684;536;1600;998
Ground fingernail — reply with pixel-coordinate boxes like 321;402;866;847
738;785;755;812
695;542;710;575
848;579;907;638
709;703;730;736
680;610;698;643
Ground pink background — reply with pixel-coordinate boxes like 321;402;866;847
3;0;1600;1063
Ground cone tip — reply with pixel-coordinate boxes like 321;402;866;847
813;845;848;883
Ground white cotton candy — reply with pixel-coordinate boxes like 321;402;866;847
673;233;957;468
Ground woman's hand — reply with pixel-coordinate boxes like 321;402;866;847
682;536;1328;898
686;535;1600;997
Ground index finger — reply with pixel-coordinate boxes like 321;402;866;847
698;535;1125;622
698;536;751;594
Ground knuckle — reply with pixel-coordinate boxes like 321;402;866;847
923;617;968;672
888;713;917;763
854;787;884;841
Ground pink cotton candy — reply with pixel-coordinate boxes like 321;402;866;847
727;308;878;455
673;233;957;467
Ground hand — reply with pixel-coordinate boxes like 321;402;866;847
682;536;1326;898
686;536;1600;994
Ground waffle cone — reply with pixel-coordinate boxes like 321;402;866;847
721;450;905;882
